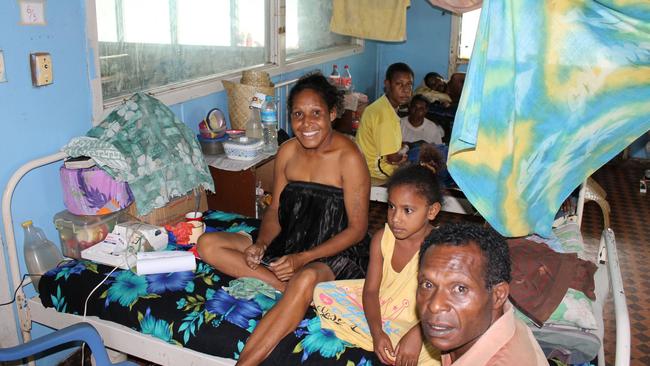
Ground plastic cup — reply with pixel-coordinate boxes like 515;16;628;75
188;221;206;244
185;211;203;222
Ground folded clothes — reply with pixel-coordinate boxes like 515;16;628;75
508;238;597;326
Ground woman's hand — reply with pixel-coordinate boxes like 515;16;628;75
393;326;422;366
372;330;395;365
268;253;306;281
244;243;266;270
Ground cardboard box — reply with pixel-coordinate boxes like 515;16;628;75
126;188;208;226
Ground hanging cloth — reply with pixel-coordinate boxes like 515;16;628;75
427;0;481;13
448;0;650;237
63;93;215;216
330;0;410;42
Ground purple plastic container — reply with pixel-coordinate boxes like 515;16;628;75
60;165;133;216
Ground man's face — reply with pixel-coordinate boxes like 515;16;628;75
385;71;413;108
408;99;427;127
416;243;495;358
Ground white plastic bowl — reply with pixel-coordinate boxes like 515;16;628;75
223;137;264;160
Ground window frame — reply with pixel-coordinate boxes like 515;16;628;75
447;13;467;77
85;0;363;123
448;8;482;78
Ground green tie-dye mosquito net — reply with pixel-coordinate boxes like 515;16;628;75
447;0;650;236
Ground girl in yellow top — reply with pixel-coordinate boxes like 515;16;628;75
314;164;442;365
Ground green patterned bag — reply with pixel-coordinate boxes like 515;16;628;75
63;92;214;215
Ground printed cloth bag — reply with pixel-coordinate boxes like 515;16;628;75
60;165;133;215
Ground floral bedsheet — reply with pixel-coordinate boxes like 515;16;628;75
38;211;377;366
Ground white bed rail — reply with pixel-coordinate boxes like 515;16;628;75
603;228;631;366
2;151;67;345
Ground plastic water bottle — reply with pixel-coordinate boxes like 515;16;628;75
341;65;353;92
328;64;340;87
22;220;63;291
260;96;278;154
246;107;263;139
255;181;265;219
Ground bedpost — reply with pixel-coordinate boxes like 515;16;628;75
1;151;67;347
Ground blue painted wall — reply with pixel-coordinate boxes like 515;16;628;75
375;1;452;96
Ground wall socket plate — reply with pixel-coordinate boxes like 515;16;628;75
30;52;52;86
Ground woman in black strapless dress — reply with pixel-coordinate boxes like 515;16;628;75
197;72;370;365
261;181;369;280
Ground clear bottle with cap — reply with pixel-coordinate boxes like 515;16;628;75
22;220;64;291
255;180;265;219
260;96;278;154
246;107;263;139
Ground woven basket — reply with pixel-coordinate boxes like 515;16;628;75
223;80;274;130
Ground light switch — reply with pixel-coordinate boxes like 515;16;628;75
30;52;52;86
0;51;6;83
19;0;47;26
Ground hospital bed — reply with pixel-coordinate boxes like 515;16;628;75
1;74;630;364
1;150;630;366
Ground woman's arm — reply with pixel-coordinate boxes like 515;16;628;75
253;142;292;249
363;229;395;364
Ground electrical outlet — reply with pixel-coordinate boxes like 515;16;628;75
0;51;6;83
30;52;52;86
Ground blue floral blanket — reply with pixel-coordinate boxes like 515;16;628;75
38;211;377;365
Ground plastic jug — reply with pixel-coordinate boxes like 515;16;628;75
246;107;263;139
22;220;63;291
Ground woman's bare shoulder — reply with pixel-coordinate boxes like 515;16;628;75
332;133;369;184
277;138;299;158
332;133;364;160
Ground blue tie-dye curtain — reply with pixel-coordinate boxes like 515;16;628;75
448;0;650;237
